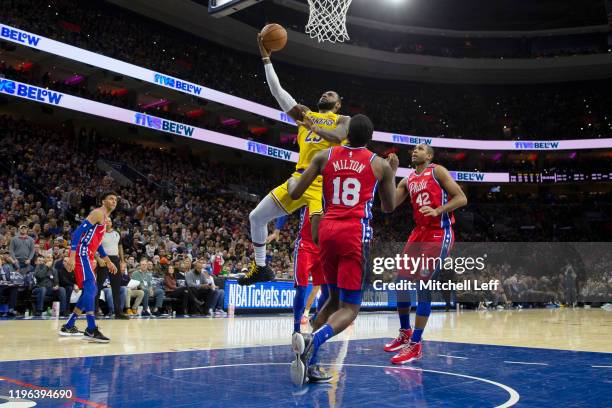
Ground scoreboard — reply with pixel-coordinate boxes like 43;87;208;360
509;172;612;183
208;0;263;17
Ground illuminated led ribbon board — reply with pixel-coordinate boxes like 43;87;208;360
1;23;611;151
0;78;508;183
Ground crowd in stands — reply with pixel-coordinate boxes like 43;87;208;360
0;114;610;316
233;2;608;58
2;0;612;141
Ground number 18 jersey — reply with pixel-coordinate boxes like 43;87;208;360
407;163;455;229
322;146;378;240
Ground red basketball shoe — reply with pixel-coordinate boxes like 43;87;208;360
384;328;412;352
391;342;422;365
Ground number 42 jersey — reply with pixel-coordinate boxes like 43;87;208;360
321;146;379;241
407;163;455;229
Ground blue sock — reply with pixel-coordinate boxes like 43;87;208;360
86;314;96;330
399;314;411;330
308;324;334;365
65;312;78;328
313;324;334;348
293;286;307;333
411;328;424;343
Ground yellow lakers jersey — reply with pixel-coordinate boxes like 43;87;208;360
295;111;343;172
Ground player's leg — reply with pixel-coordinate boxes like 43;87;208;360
292;237;310;333
392;227;453;364
61;260;85;336
240;194;289;285
311;284;328;326
386;228;422;352
293;227;364;385
79;256;109;343
385;284;412;352
302;285;319;321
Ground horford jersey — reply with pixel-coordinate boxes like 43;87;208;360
407;164;455;229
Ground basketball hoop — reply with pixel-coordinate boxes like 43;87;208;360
305;0;353;43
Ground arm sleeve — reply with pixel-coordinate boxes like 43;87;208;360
265;63;298;112
71;220;93;251
275;215;289;230
97;245;108;258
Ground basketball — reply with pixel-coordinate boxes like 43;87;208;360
261;23;287;52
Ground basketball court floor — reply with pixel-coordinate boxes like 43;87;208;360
1;309;611;407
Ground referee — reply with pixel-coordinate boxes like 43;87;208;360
96;219;129;319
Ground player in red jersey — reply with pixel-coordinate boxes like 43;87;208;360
384;144;467;364
61;192;118;343
268;208;328;335
287;115;398;386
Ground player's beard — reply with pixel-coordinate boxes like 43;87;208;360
317;100;336;111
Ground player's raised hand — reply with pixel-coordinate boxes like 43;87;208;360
419;206;441;217
257;33;271;59
297;114;317;132
386;153;399;171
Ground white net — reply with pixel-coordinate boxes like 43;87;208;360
305;0;353;43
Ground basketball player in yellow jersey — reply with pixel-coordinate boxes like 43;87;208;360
238;34;351;286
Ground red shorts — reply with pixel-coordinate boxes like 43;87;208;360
399;225;454;282
293;240;325;287
74;255;96;289
318;218;368;291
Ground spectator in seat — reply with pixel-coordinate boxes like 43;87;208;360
101;278;127;317
203;265;226;317
33;255;67;317
0;256;19;317
9;225;35;268
184;259;214;316
164;264;189;315
132;258;164;316
56;254;78;312
123;267;144;315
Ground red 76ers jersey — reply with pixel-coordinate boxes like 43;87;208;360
407;163;455;229
321;146;379;241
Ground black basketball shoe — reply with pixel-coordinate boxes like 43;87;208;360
59;324;83;337
83;326;110;343
307;364;333;383
238;261;275;286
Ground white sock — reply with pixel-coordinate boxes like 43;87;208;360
254;245;266;266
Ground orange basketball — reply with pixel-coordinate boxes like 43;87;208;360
261;23;288;52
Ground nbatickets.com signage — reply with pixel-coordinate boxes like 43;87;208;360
223;280;444;309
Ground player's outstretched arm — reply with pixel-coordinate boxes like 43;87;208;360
298;115;350;144
393;178;410;210
421;166;467;217
376;156;399;213
288;150;329;199
258;34;308;122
